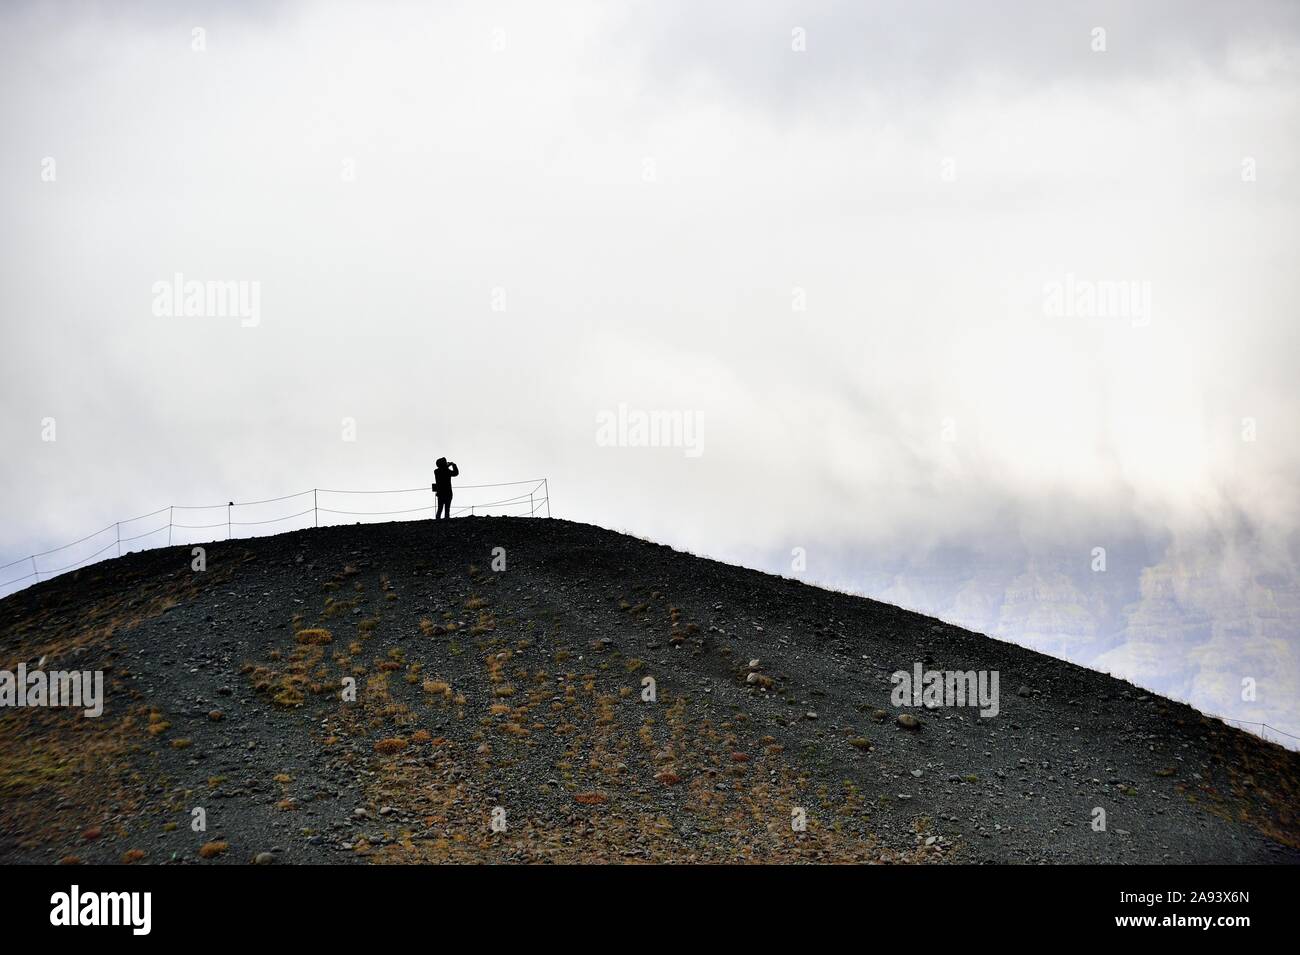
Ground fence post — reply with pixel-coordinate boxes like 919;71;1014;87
115;522;121;557
227;502;233;540
31;555;38;582
530;488;535;515
314;489;318;528
544;478;551;517
168;506;173;546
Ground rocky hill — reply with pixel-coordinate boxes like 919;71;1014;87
1;517;1295;864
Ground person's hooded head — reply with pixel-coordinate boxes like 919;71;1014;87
436;457;447;468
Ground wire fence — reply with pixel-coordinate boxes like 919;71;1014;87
1205;715;1300;746
0;477;550;597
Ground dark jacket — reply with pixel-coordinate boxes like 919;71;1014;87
433;462;459;497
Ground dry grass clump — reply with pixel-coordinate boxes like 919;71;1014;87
198;841;228;859
323;596;361;618
295;628;333;645
422;679;452;698
375;737;408;755
146;711;170;736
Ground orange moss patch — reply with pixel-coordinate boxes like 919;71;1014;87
198;841;229;859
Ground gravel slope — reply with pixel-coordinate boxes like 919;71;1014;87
1;516;1296;864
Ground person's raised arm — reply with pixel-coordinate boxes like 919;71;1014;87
449;463;459;477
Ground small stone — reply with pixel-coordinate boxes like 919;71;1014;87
253;851;275;865
896;714;921;730
208;710;224;721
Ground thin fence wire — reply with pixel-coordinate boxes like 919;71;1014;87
0;477;550;593
1208;715;1300;743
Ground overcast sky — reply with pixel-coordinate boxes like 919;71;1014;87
2;1;1298;738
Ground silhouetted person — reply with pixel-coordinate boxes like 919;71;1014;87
433;457;459;519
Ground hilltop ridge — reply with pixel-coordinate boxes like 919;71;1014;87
1;517;1296;863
